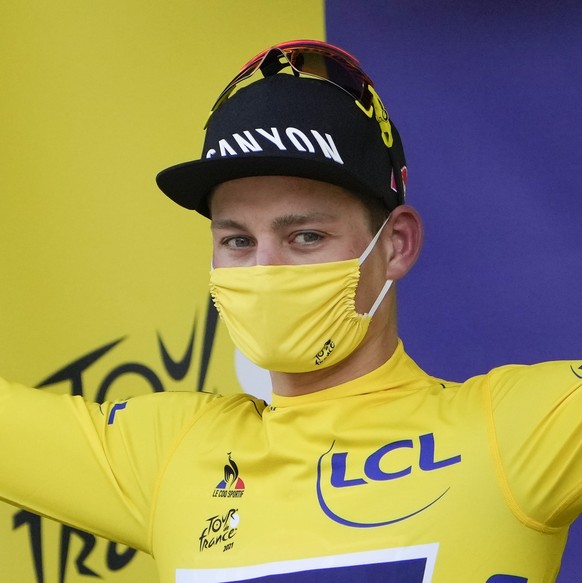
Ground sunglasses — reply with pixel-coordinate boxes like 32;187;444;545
207;40;394;149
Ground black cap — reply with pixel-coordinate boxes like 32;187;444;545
156;74;407;218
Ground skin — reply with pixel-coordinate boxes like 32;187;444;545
210;175;423;397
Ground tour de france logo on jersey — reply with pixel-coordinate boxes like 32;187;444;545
213;453;246;499
198;508;240;553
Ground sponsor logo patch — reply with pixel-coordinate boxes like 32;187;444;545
316;433;461;527
213;453;245;498
198;508;239;553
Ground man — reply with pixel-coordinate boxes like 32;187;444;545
1;41;581;583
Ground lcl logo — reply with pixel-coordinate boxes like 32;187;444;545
316;433;462;527
330;433;461;488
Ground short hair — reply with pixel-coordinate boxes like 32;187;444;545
352;191;390;234
316;182;390;234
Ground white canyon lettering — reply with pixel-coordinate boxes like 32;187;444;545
205;127;344;164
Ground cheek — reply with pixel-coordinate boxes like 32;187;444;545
211;242;236;269
354;275;375;314
210;241;224;267
354;252;388;313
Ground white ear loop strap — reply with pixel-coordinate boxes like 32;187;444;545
358;216;390;265
367;279;393;316
358;216;393;317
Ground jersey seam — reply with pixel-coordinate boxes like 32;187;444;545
545;482;582;527
543;379;582;527
145;393;230;555
482;375;560;534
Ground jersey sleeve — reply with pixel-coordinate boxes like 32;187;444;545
0;377;221;552
485;360;582;530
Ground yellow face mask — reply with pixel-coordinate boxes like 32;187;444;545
209;221;392;373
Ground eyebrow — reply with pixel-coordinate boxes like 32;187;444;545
211;212;337;232
211;218;247;231
271;212;336;229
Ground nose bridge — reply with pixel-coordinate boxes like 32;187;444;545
255;233;286;266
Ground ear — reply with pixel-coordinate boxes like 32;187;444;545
381;204;423;280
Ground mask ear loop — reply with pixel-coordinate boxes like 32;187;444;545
367;279;394;317
358;215;390;265
358;216;394;317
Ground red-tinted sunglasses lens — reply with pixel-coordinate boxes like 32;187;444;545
284;48;372;109
211;42;374;114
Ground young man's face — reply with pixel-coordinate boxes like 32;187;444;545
209;175;390;316
210;175;376;268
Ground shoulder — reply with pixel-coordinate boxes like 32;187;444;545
102;390;267;431
483;359;582;411
439;359;582;424
478;360;582;528
122;389;266;413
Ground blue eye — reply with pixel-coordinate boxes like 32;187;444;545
295;232;322;244
225;236;252;248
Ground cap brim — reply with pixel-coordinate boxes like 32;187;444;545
156;152;385;218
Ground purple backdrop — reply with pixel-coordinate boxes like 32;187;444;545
326;1;582;580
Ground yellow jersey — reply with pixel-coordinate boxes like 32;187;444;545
1;341;581;582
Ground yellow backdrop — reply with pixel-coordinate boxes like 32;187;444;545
0;1;324;580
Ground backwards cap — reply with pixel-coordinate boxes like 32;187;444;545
156;48;407;218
